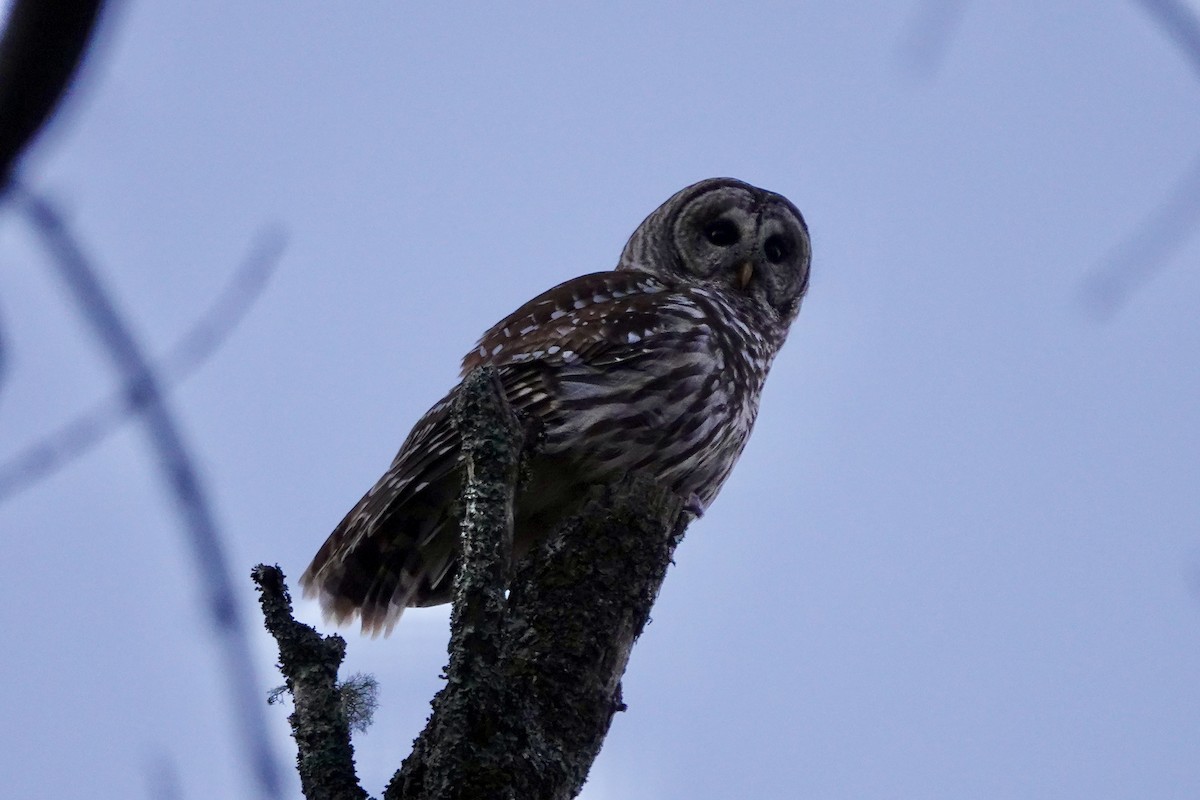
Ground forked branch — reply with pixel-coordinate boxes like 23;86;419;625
257;367;687;800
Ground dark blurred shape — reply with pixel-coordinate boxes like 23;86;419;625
0;225;286;500
0;0;106;189
12;185;284;800
0;0;108;403
898;0;967;77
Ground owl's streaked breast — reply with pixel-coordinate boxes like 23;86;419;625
526;283;781;510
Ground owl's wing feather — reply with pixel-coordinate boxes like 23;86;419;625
300;392;463;635
462;270;676;374
302;269;697;635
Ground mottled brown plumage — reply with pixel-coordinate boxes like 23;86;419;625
301;178;811;635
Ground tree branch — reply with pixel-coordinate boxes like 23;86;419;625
389;368;526;799
0;223;285;500
387;369;686;800
1078;0;1200;316
259;367;687;800
493;475;686;799
252;565;369;800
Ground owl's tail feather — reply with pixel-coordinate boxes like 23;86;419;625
299;484;462;636
300;393;464;636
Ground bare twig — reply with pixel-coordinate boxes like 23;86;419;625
0;0;107;189
0;224;285;500
12;185;284;800
338;674;380;734
252;565;368;800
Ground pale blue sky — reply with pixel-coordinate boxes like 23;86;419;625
1;3;1198;798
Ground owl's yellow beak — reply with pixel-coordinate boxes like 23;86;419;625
736;261;754;289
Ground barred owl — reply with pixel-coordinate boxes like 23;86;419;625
302;177;811;635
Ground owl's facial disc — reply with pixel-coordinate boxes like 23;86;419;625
694;194;809;321
618;177;809;319
754;204;811;320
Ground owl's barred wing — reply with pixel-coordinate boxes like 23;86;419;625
467;269;724;474
299;393;464;635
301;270;700;635
462;270;676;374
470;270;749;510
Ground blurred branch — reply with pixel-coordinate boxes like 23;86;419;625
11;184;284;800
1079;0;1200;316
1136;0;1200;81
897;1;1200;314
0;224;285;500
144;752;183;800
0;0;107;189
0;299;7;399
1079;151;1200;317
898;0;967;77
257;368;687;800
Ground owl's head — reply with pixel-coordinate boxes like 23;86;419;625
618;177;811;324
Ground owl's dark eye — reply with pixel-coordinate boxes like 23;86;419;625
704;218;740;247
763;234;791;263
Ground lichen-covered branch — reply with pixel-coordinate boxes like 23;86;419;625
388;368;686;800
497;476;686;798
388;367;527;799
252;564;368;800
257;368;687;800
